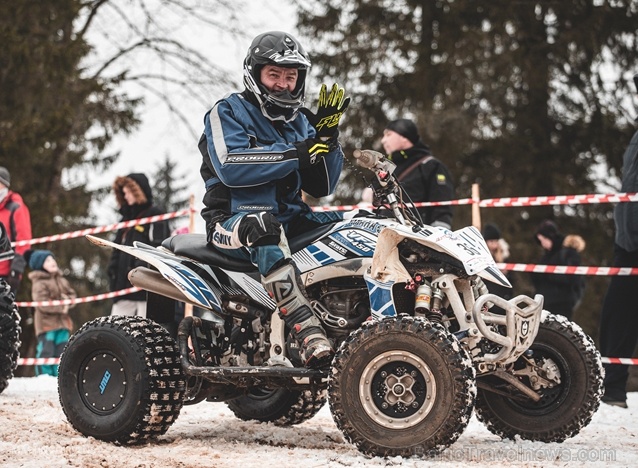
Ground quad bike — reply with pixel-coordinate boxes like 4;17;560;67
58;149;603;458
0;222;22;394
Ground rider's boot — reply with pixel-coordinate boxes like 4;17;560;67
262;262;333;368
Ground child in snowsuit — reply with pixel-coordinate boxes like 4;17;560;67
26;249;76;376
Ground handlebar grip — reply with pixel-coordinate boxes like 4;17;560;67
353;149;384;169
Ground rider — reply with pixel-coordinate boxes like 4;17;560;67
198;31;350;368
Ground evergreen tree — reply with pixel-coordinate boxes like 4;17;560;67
296;0;638;337
152;154;191;232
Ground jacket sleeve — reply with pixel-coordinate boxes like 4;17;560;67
422;160;455;228
204;100;311;188
299;142;344;198
12;201;32;257
31;280;66;314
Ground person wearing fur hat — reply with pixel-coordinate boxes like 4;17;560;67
379;118;455;229
25;249;76;376
532;219;586;320
107;173;170;317
0;166;32;295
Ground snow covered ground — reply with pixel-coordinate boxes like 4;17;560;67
0;376;635;468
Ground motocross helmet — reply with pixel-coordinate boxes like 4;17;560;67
243;31;311;122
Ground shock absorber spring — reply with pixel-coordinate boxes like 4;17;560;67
427;286;445;325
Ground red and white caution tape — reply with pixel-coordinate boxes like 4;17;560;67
17;357;60;366
601;357;638;365
496;263;638;276
310;192;638;212
11;209;191;248
15;287;140;308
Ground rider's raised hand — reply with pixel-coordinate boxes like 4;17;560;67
300;83;350;139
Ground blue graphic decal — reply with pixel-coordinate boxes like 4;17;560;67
99;369;111;395
331;231;375;257
364;277;396;320
166;261;222;311
306;244;335;266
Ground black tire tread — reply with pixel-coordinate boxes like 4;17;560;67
58;316;186;444
329;316;476;458
475;313;603;442
0;281;21;394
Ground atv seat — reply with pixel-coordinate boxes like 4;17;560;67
162;222;338;272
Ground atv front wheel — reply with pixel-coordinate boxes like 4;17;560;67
329;317;476;458
226;387;327;425
475;313;603;442
58;316;186;444
0;281;21;394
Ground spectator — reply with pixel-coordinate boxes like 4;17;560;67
0;166;32;295
599;124;638;409
24;249;76;377
198;31;349;368
379;118;455;229
108;173;170;317
482;222;515;302
532;219;586;320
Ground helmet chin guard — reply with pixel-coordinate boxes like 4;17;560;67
243;31;311;122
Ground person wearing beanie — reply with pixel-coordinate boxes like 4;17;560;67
532;219;586;321
107;173;170;317
378;118;455;229
25;249;76;377
0;166;32;295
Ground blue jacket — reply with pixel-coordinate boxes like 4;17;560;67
198;92;343;233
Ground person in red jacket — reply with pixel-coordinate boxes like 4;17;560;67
0;166;32;295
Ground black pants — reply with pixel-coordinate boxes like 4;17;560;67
599;245;638;401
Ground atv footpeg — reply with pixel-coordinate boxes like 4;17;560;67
472;294;543;364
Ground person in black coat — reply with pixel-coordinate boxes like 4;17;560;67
380;118;455;229
108;173;170;317
482;222;515;304
532;219;585;321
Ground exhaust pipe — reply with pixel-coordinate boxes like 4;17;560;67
128;266;200;306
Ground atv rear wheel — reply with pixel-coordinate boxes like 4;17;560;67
0;281;21;394
226;387;327;425
329;317;476;458
475;313;603;442
58;316;186;444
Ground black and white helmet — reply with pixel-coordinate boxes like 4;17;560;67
243;31;311;122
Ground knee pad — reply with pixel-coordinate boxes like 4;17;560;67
237;212;283;247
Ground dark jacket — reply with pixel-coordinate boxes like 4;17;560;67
532;234;586;315
388;143;455;229
107;173;170;302
615;129;638;252
28;269;76;336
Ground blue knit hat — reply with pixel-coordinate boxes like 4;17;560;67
27;250;53;271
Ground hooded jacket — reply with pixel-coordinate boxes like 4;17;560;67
107;173;170;302
0;190;32;277
387;143;455;229
28;269;76;336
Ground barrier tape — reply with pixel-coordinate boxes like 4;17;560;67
312;191;638;212
11;209;191;248
15;287;140;308
17;356;638;367
496;263;638;276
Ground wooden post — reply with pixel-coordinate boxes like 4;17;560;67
472;183;481;230
184;194;195;318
